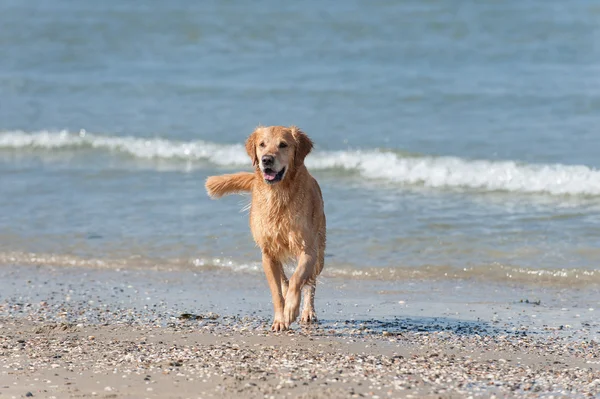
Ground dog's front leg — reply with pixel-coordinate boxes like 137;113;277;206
262;253;287;331
284;251;316;329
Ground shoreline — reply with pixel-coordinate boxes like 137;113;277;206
1;250;599;289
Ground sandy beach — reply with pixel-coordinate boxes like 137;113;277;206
1;315;599;398
1;264;599;398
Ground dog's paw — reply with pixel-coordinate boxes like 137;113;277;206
301;309;318;324
271;319;288;332
283;294;301;329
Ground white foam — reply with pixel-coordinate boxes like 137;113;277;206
0;129;249;166
2;250;598;286
309;150;600;196
2;129;599;196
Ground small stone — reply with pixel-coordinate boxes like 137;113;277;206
26;393;33;397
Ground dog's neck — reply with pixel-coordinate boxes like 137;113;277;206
254;165;308;204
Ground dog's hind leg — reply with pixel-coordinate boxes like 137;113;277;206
301;278;317;324
301;236;324;324
281;273;289;299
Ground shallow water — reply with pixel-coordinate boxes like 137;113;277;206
1;0;599;287
1;265;598;340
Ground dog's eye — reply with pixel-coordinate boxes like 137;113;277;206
278;142;288;149
259;142;265;148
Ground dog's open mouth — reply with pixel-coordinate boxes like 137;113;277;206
262;167;286;184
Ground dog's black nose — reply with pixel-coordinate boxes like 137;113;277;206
261;155;274;166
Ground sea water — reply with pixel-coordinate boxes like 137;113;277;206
1;0;599;289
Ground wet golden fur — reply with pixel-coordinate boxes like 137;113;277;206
206;126;326;331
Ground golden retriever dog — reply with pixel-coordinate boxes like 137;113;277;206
205;126;326;331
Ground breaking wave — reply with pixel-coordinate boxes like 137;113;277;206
2;129;600;196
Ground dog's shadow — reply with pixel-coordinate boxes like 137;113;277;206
306;316;516;337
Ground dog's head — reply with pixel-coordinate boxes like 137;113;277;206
245;126;313;185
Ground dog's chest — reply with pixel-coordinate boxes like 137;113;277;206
250;205;304;257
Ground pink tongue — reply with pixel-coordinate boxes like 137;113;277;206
263;171;277;181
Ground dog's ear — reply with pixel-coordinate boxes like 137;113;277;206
245;130;258;167
291;126;313;168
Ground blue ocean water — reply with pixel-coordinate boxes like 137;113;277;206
1;0;599;285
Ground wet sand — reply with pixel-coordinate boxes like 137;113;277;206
1;264;599;398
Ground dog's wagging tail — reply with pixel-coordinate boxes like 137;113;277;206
204;125;326;331
205;172;254;198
